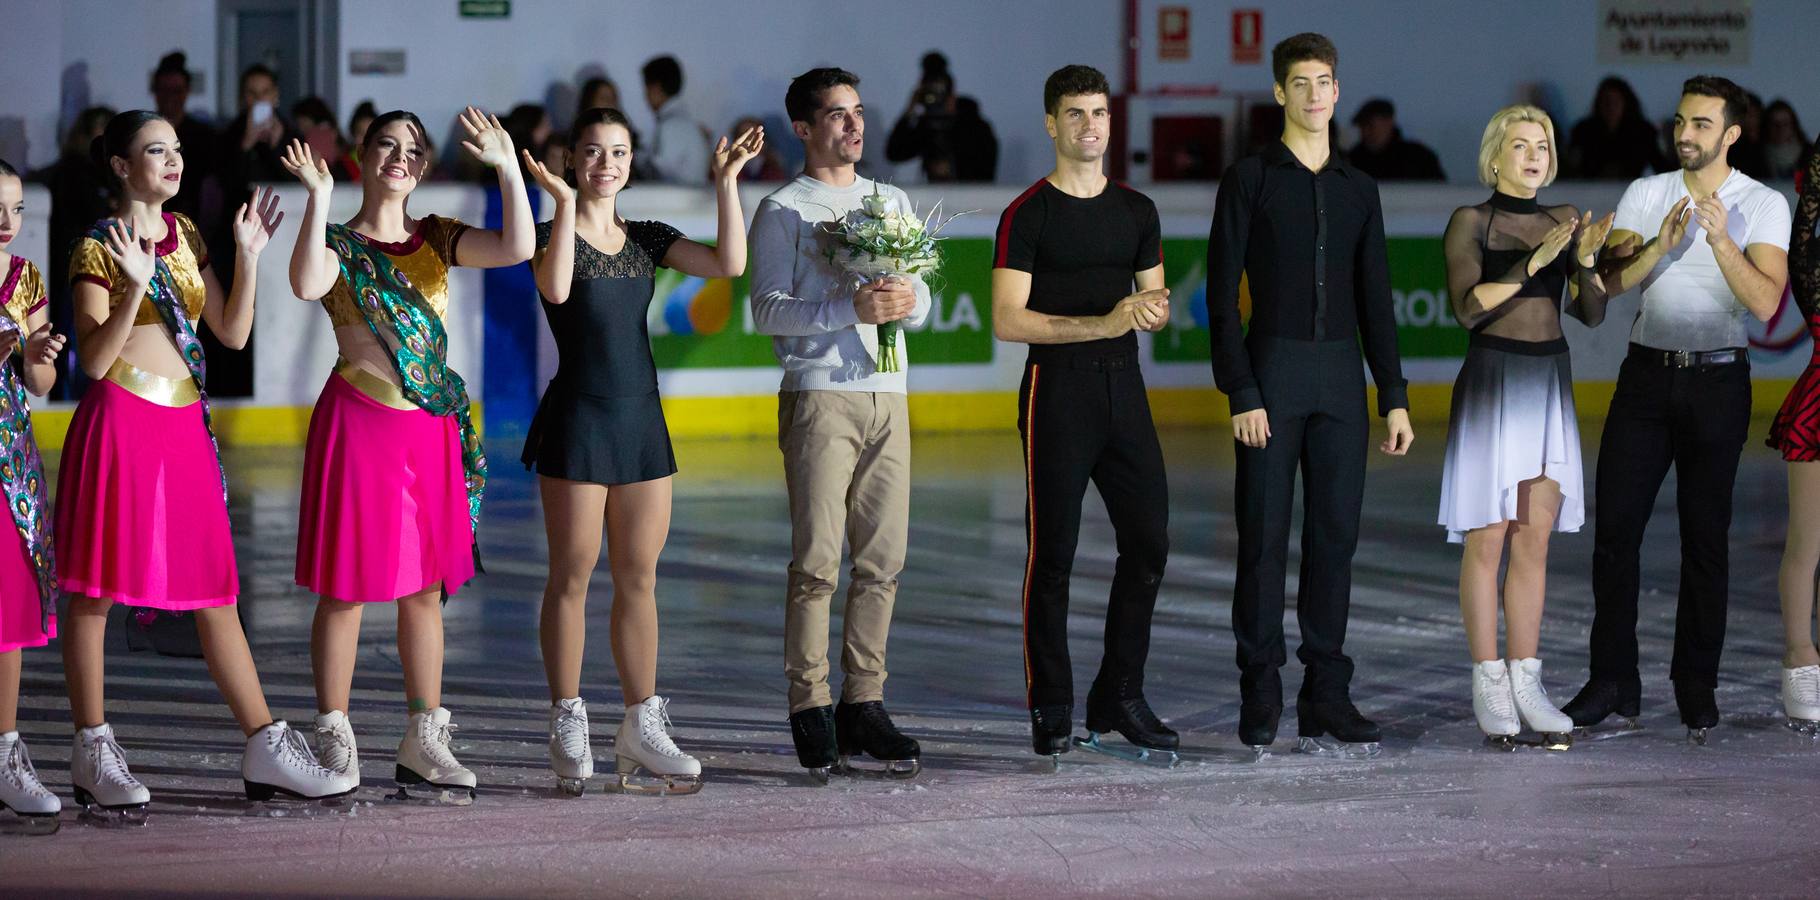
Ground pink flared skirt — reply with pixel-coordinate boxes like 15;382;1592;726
295;372;475;603
0;521;53;653
53;379;238;609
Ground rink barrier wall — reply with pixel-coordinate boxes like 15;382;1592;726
9;182;1806;447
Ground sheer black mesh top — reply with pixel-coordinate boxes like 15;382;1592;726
1443;192;1606;341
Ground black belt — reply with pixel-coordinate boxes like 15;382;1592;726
1030;352;1138;372
1628;343;1745;369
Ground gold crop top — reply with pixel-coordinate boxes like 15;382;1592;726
1;256;48;328
321;215;468;328
69;212;209;325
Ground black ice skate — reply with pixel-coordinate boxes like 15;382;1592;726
1675;681;1719;745
834;701;921;779
1077;685;1179;768
1031;705;1072;769
1296;698;1382;759
1562;678;1643;740
789;705;837;785
1239;703;1281;762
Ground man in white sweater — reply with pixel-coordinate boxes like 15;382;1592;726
750;67;932;781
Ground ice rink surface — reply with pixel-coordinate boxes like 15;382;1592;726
3;428;1817;897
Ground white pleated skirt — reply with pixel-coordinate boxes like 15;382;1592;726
1438;334;1586;543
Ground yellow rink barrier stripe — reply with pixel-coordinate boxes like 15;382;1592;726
23;383;1797;447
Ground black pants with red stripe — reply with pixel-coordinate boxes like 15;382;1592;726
1017;354;1170;712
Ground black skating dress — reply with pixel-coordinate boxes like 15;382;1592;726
522;218;684;485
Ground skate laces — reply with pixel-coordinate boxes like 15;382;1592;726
4;739;51;796
274;724;334;777
554;706;590;759
1482;668;1518;719
1794;666;1820;701
89;731;141;788
419;717;461;768
315;718;356;770
639;699;687;760
1121;696;1165;731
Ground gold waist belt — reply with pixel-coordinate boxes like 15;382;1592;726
105;358;199;407
334;359;418;411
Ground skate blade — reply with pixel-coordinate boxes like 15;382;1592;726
391;765;476;805
1784;718;1820;739
555;776;588;797
1686;727;1711;746
0;812;62;836
1245;744;1272;763
78;804;148;828
835;754;922;780
803;765;833;786
244;780;359;805
612;770;703;796
1295;736;1382;760
1482;732;1573;752
1073;732;1181;768
1574;718;1644;741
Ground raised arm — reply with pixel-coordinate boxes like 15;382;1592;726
71;220;154;380
1601;194;1689;297
200;187;282;349
663;125;765;279
1565;207;1615;327
281;138;339;300
451;107;534;268
521;150;575;303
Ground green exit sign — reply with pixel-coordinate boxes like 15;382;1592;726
459;0;510;17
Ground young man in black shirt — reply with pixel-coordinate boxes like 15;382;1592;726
1207;33;1414;758
993;65;1176;764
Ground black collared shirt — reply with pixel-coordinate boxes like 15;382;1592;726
1206;141;1409;415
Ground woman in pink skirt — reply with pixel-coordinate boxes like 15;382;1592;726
282;107;531;799
62;111;351;816
0;158;69;830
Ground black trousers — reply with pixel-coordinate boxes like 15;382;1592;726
1589;347;1751;689
1018;355;1170;711
1231;337;1370;703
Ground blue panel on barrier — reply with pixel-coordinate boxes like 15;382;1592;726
481;185;540;441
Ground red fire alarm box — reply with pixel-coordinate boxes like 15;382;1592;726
1233;9;1262;64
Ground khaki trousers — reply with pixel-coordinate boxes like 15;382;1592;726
778;390;910;714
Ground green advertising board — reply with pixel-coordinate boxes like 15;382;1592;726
644;235;1460;368
647;238;998;369
1153;237;1464;362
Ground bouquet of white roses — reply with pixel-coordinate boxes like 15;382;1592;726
824;183;965;373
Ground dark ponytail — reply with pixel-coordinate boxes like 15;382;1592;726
90;109;165;188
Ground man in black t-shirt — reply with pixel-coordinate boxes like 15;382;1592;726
991;65;1176;765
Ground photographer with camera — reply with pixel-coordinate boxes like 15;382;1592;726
885;52;997;182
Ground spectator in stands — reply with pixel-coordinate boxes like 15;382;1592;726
221;63;297;197
1346;98;1444;181
148;51;217;222
640;55;710;183
576;75;640;152
1764;100;1809;180
1564;76;1667;179
293;96;356;181
33;106;113;399
1729;91;1770;179
505;103;553;183
732;115;789;181
885;52;998;182
346;100;377;166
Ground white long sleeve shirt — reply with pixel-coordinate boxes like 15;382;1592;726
749;173;933;393
646;95;710;184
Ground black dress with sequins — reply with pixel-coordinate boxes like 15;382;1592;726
522;219;684;485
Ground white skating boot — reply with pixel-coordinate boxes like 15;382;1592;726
394;707;476;803
70;722;149;825
243;720;357;801
549;698;594;795
313;709;361;782
1782;665;1820;737
613;696;702;795
1472;660;1521;749
1510;658;1574;750
0;731;61;834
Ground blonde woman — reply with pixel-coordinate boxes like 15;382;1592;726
1437;106;1612;748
